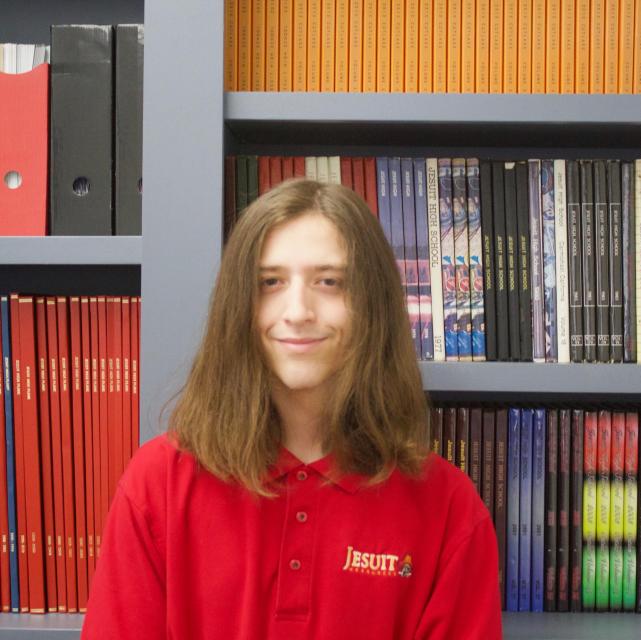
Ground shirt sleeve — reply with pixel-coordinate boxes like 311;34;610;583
81;484;167;640
413;514;503;640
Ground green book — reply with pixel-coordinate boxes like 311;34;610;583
609;542;623;611
582;542;596;610
596;541;610;611
622;541;637;611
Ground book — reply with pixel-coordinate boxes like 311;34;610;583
570;410;584;611
553;160;571;363
504;162;521;360
429;407;443;456
593;160;610;362
492;162;509;361
0;311;10;612
456;407;470;476
364;157;378;217
637;161;641;364
596;410;612;611
623;412;638;611
506;407;520;612
443;407;456;465
482;409;495;519
607;160;623;361
279;0;293;90
545;0;561;93
515;161;533;361
531;409;546;612
376;158;392;246
580;160;597;361
495;408;508;609
320;0;335;91
528;160;545;362
557;408;571;611
541;160;558;362
583;411;598;610
566;160;584;362
621;162;636;362
544;409;558;612
376;0;391;91
609;412;625;610
480;160;497;360
519;408;533;611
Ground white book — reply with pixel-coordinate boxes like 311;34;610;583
0;44;4;73
305;156;317;180
636;160;641;363
328;156;341;184
45;46;51;63
553;159;571;363
16;44;35;73
426;158;445;361
33;44;47;67
316;156;330;183
4;43;17;74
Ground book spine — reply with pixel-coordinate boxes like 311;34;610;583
554;160;571;363
594;160;611;362
376;158;392;245
480;160;498;360
251;0;266;91
495;408;508;609
519;408;533;611
306;0;321;91
515;161;533;360
575;0;590;92
507;407;520;612
247;155;259;204
489;0;504;92
557;408;571;611
531;0;546;92
590;0;606;92
443;407;456;465
404;0;419;92
637;161;641;364
362;0;377;92
316;156;330;184
0;304;10;613
131;297;140;456
433;0;447;92
270;155;283;186
427;159;445;361
447;0;462;92
476;0;490;92
349;0;363;92
97;298;109;556
456;407;470;476
320;0;335;92
429;407;443;457
608;160;623;362
237;0;252;90
364;157;378;217
390;159;409;345
532;408;546;612
604;0;619;93
541;160;558;362
503;0;518;92
636;0;641;93
492;161;510;361
265;0;280;91
335;0;348;91
224;0;238;90
89;299;102;565
566;160;584;361
258;156;270;196
462;0;476;92
560;0;575;92
504;162;521;360
376;0;391;91
583;412;598;610
544;409;558;611
517;0;532;92
419;0;433;92
545;0;561;93
482;409;495;519
340;157;353;191
619;0;635;93
623;412;638;611
570;409;584;611
390;0;404;91
528;159;545;362
279;0;293;90
470;408;483;495
596;410;612;611
580;160;597;361
609;412;625;611
353;158;365;197
622;162;636;362
453;158;472;361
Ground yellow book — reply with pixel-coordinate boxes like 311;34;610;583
419;0;434;92
377;0;392;91
238;0;253;90
590;0;605;93
321;0;336;91
517;0;532;93
560;0;575;93
391;0;405;92
635;0;641;92
489;0;503;93
349;0;364;91
406;0;420;92
597;477;611;542
265;0;280;91
363;0;378;91
293;0;308;91
545;0;560;93
476;0;490;92
610;479;625;542
531;0;546;93
503;0;517;93
433;0;448;92
584;477;597;542
448;0;462;92
251;0;266;91
335;0;349;91
619;0;635;93
224;0;238;91
575;0;590;93
307;0;322;91
462;0;476;92
280;0;294;90
604;0;619;93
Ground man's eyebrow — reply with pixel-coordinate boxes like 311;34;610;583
258;264;347;272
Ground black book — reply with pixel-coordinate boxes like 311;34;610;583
593;160;610;362
570;410;584;612
607;160;623;362
247;155;259;204
470;408;483;494
456;407;470;475
114;25;144;236
544;409;558;611
443;407;456;465
492;162;510;361
557;409;571;611
566;160;584;362
50;25;114;235
622;162;637;362
504;163;521;360
482;409;495;520
515;161;533;361
579;160;597;361
429;407;443;457
480;161;498;361
224;156;236;241
235;156;249;213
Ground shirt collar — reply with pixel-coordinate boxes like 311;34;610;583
268;446;364;494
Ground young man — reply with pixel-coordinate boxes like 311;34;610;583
83;180;502;639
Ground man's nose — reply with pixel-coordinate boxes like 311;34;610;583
282;281;314;324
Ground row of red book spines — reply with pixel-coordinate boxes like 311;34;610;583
584;411;640;476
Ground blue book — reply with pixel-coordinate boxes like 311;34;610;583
413;158;434;360
401;158;422;359
531;408;547;612
541;160;558;362
519;408;534;611
376;157;392;245
1;296;19;611
507;408;521;611
389;158;407;295
528;160;546;362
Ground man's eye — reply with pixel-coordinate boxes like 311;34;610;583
320;278;341;287
260;277;280;288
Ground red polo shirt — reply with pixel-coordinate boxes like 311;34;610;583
82;434;502;639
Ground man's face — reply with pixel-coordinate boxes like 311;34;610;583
256;211;350;395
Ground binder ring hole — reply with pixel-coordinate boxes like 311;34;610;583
4;171;22;189
138;178;142;194
73;177;91;196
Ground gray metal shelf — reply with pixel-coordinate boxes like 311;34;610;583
503;612;641;639
0;614;82;639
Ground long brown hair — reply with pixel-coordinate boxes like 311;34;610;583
167;178;430;497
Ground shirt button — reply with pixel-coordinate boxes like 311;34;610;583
289;559;302;571
296;471;308;481
296;511;308;523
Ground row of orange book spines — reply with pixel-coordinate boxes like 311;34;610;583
0;295;140;613
582;411;639;477
224;0;641;94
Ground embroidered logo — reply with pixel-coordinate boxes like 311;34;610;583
342;546;413;578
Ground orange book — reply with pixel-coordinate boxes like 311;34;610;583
531;0;546;92
279;0;294;90
251;0;266;90
635;0;641;92
121;299;132;466
545;0;560;93
307;0;322;90
224;0;238;90
447;0;462;92
377;0;391;90
335;0;349;91
517;0;532;93
114;299;124;484
265;0;280;90
575;0;590;93
461;0;476;92
363;0;377;91
293;0;308;90
390;0;404;91
34;298;57;612
433;0;448;92
9;295;29;612
45;298;67;612
107;298;124;502
618;0;635;93
350;0;364;91
419;0;434;92
55;297;78;613
560;0;575;92
130;297;140;456
604;0;619;93
405;0;419;92
89;298;102;563
364;157;378;216
590;0;605;92
476;0;490;92
321;0;336;91
0;312;10;612
97;298;109;538
503;0;517;93
238;0;253;90
489;0;503;92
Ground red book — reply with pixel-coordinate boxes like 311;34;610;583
293;156;306;177
107;298;124;501
9;294;29;611
611;412;626;478
97;298;109;526
624;412;639;478
80;298;95;584
0;316;11;611
269;156;283;186
597;410;612;478
340;157;353;189
364;157;379;217
352;157;366;201
114;299;124;479
121;298;132;466
584;411;598;475
258;156;270;195
131;297;140;455
282;157;294;180
89;298;103;563
34;298;57;612
45;298;67;612
56;297;78;613
481;409;495;520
